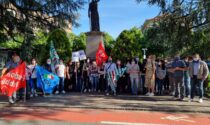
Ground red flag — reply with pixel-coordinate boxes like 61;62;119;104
0;62;26;96
96;42;108;66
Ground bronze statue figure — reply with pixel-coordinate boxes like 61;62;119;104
88;0;100;32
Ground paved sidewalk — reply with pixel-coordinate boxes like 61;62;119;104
0;93;210;113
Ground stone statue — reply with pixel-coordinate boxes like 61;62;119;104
88;0;100;32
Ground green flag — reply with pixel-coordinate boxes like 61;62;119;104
50;41;59;72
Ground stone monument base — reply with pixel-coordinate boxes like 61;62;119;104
86;31;104;60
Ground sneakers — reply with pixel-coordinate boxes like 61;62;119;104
149;93;154;96
145;92;150;96
189;98;193;102
9;97;15;104
199;98;203;103
84;89;87;93
62;90;66;94
55;91;59;94
34;93;38;97
34;90;38;97
30;94;34;98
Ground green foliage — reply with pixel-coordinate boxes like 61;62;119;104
0;0;85;41
103;32;115;55
72;33;86;51
140;0;210;59
112;27;143;62
46;29;72;62
0;35;23;48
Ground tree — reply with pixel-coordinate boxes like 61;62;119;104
46;29;72;62
72;33;86;52
139;0;210;58
103;32;115;55
0;0;85;42
111;27;143;62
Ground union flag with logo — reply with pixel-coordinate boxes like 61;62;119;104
0;62;26;96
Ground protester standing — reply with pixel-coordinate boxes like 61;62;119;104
140;59;147;94
116;59;126;93
82;58;91;93
166;58;175;96
75;62;83;92
183;56;191;98
189;54;209;103
55;59;66;94
27;58;38;97
89;61;99;92
145;55;156;96
104;56;117;96
66;60;75;91
125;59;131;93
1;52;22;104
171;54;186;100
128;59;140;95
156;60;166;95
98;62;106;92
44;59;53;72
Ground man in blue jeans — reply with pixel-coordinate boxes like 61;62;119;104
171;54;186;101
189;54;209;103
55;59;66;94
184;56;191;98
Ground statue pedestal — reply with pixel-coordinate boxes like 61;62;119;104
86;31;104;59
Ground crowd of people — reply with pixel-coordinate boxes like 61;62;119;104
1;52;209;104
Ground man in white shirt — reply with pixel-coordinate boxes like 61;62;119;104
55;59;66;94
27;58;38;97
104;56;117;96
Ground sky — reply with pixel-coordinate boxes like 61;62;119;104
72;0;160;39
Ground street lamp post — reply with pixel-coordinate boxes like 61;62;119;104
142;48;147;59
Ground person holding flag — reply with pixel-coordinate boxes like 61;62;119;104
0;52;25;104
104;56;117;96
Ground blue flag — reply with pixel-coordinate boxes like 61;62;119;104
36;66;60;94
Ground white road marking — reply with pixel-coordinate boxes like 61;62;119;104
101;121;168;125
161;115;195;123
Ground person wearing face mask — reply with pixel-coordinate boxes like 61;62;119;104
66;60;75;91
116;59;126;93
156;60;166;95
171;54;186;101
140;59;147;95
189;54;209;103
1;52;22;104
183;56;191;98
145;55;156;96
104;56;117;96
89;61;99;92
128;59;140;95
27;58;38;97
44;59;53;72
81;58;91;93
55;59;66;94
98;62;106;92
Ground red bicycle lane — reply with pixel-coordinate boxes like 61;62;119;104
0;107;210;125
